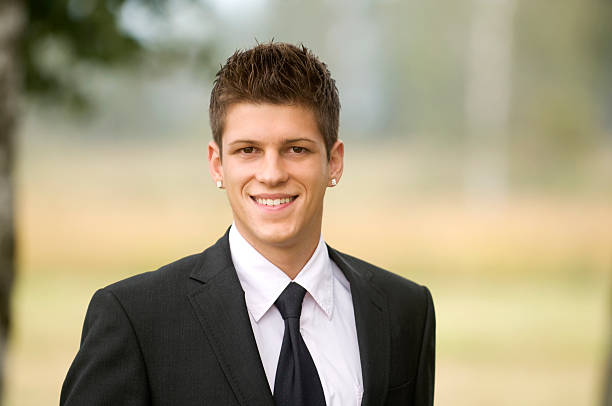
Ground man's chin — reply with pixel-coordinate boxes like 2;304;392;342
243;223;299;248
256;229;297;247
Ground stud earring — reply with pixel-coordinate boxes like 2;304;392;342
331;178;337;187
216;180;223;189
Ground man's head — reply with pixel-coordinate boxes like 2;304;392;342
207;43;344;263
209;42;340;159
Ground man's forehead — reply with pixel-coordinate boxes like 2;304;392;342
222;102;323;145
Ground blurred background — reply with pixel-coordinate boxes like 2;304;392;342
0;0;610;404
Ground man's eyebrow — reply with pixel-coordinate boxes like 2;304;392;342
228;139;261;146
283;138;317;144
228;138;317;146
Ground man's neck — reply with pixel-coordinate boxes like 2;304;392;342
233;226;320;280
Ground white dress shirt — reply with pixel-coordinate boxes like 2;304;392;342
229;225;364;405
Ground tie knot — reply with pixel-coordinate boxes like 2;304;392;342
275;282;307;320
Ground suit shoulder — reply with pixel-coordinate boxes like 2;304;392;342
102;252;203;298
332;249;432;307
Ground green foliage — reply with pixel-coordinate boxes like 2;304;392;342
590;0;612;131
23;0;162;108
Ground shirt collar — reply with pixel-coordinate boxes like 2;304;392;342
229;224;334;322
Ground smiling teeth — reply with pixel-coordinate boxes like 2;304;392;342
256;197;294;206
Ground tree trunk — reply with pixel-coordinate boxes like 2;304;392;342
0;0;23;402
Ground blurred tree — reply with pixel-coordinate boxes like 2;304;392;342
24;0;144;107
510;0;611;189
597;2;612;402
464;0;515;200
0;0;213;402
590;0;612;134
0;0;24;401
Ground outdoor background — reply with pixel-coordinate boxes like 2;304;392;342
5;0;612;405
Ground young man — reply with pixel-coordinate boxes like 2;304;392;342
61;43;435;406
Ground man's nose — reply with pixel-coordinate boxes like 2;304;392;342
255;152;288;186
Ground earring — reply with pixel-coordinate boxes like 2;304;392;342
216;180;223;189
331;178;337;187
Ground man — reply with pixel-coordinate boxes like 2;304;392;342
61;42;435;406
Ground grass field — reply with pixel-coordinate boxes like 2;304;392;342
5;126;611;405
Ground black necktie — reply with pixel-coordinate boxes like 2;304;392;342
273;282;326;406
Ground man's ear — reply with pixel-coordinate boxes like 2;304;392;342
328;140;344;186
208;141;223;186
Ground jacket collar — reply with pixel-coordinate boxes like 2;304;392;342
327;246;390;406
188;229;274;406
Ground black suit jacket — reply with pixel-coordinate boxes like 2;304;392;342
61;231;435;405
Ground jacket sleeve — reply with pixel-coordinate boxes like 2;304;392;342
60;288;151;405
413;286;435;406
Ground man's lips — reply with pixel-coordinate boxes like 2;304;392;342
250;194;298;208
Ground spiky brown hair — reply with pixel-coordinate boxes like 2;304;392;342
209;42;340;159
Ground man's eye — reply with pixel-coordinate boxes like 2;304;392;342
291;146;306;153
241;147;254;154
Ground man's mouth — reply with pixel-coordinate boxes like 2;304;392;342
251;195;298;207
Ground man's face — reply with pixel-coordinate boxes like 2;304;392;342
208;102;343;252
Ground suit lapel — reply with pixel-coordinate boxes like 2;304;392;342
328;247;390;406
188;232;274;406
